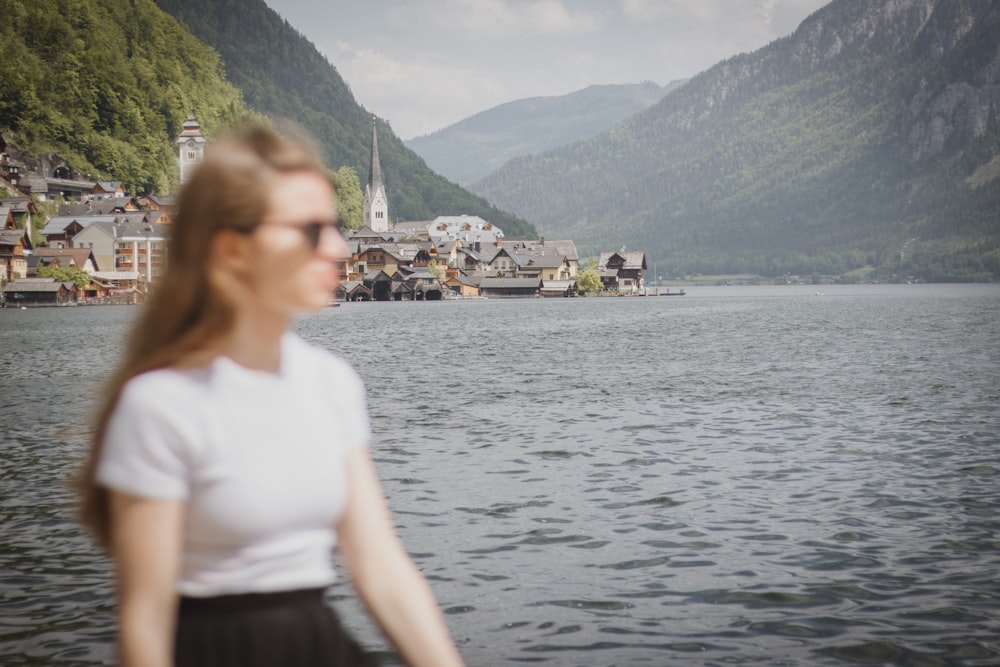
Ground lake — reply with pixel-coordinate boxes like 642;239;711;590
2;284;999;666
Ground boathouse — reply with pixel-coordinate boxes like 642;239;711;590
479;277;541;298
3;278;79;307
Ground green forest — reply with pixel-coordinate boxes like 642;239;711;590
0;0;253;194
151;0;535;237
471;0;1000;282
0;0;535;237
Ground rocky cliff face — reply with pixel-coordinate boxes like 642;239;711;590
906;3;1000;164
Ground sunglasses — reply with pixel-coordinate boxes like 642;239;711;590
233;219;345;250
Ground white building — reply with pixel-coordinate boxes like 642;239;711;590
177;114;206;185
362;116;389;233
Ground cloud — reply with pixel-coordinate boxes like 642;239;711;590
387;0;604;39
324;40;517;138
279;0;830;138
619;0;822;31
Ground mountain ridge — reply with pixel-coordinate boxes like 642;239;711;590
469;0;1000;281
405;81;684;185
152;0;537;237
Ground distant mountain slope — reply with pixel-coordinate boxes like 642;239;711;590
470;0;1000;281
154;0;536;237
405;81;683;185
0;0;251;193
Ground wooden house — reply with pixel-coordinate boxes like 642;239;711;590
59;197;140;217
487;247;523;278
390;281;414;301
0;197;36;232
348;225;390;245
91;181;126;200
361;270;394;301
0;229;28;281
354;246;400;280
403;270;444;300
445;274;480;297
88;271;142;299
40;217;86;249
335;280;372;302
32;248;99;273
539;280;578;298
3;278;78;307
479;277;541;298
598;251;646;294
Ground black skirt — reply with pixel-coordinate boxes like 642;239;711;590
175;588;377;667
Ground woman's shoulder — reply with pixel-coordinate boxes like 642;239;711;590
284;333;361;380
118;364;214;411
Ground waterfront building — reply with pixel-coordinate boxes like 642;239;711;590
87;221;168;284
597;250;646;294
28;248;99;276
2;278;78;306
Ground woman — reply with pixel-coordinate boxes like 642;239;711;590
78;125;466;667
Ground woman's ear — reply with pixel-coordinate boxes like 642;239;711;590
210;229;253;277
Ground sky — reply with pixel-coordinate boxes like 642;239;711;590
262;0;831;140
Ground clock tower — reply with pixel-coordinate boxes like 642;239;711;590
177;113;206;186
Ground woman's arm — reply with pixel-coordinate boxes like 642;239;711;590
336;448;466;667
108;490;185;667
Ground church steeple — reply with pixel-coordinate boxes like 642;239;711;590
363;115;389;233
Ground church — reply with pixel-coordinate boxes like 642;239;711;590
362;115;389;233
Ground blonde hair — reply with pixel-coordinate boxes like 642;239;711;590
78;124;327;546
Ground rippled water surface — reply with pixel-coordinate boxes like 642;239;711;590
2;284;999;666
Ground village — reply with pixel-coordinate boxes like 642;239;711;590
0;116;654;307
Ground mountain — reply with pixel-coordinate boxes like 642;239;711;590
153;0;536;237
0;0;252;194
405;81;684;185
470;0;1000;282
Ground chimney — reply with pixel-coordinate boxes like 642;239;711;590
497;235;502;247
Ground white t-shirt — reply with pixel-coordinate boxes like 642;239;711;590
97;333;370;597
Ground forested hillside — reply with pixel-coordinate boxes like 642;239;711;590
471;0;1000;281
406;81;683;185
153;0;536;237
0;0;253;193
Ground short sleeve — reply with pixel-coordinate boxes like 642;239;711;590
96;373;197;499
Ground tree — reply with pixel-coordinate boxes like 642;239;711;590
576;268;602;293
427;263;446;281
38;265;91;290
331;166;363;230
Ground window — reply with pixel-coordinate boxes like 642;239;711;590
187;151;196;160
